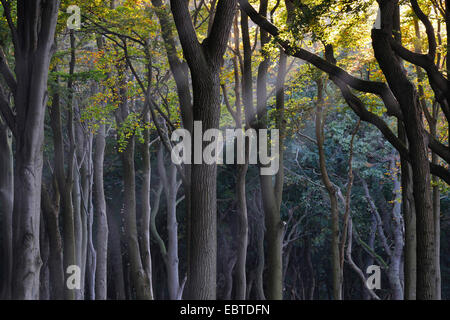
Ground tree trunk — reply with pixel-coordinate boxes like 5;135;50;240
253;0;286;299
399;124;417;300
41;184;65;300
253;191;266;300
236;161;249;300
430;105;441;299
170;0;237;299
187;75;220;299
5;0;60;300
120;134;153;299
372;7;436;298
158;145;181;300
0;122;13;299
107;204;126;300
94;123;108;299
39;216;50;300
139;114;154;300
151;1;193;288
388;155;405;300
49;74;76;301
315;78;342;300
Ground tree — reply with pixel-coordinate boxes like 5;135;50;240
0;0;61;299
169;0;237;299
0;118;13;299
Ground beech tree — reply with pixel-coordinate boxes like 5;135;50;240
169;0;237;299
0;0;60;299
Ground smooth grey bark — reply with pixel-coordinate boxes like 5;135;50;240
235;160;249;300
84;136;97;301
94;35;109;301
0;0;61;300
238;10;256;301
41;184;64;300
72;99;84;300
115;72;153;299
0;121;13;299
139;112;154;300
248;0;286;299
49;57;77;300
250;191;266;300
74;104;90;300
72;156;83;299
221;15;248;300
119;133;152;299
151;1;193;286
94;123;108;300
157;145;182;300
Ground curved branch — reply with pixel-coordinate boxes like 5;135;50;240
410;0;437;59
150;182;167;262
332;78;409;160
389;39;448;95
346;218;381;300
430;163;450;185
238;0;402;119
427;131;450;164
